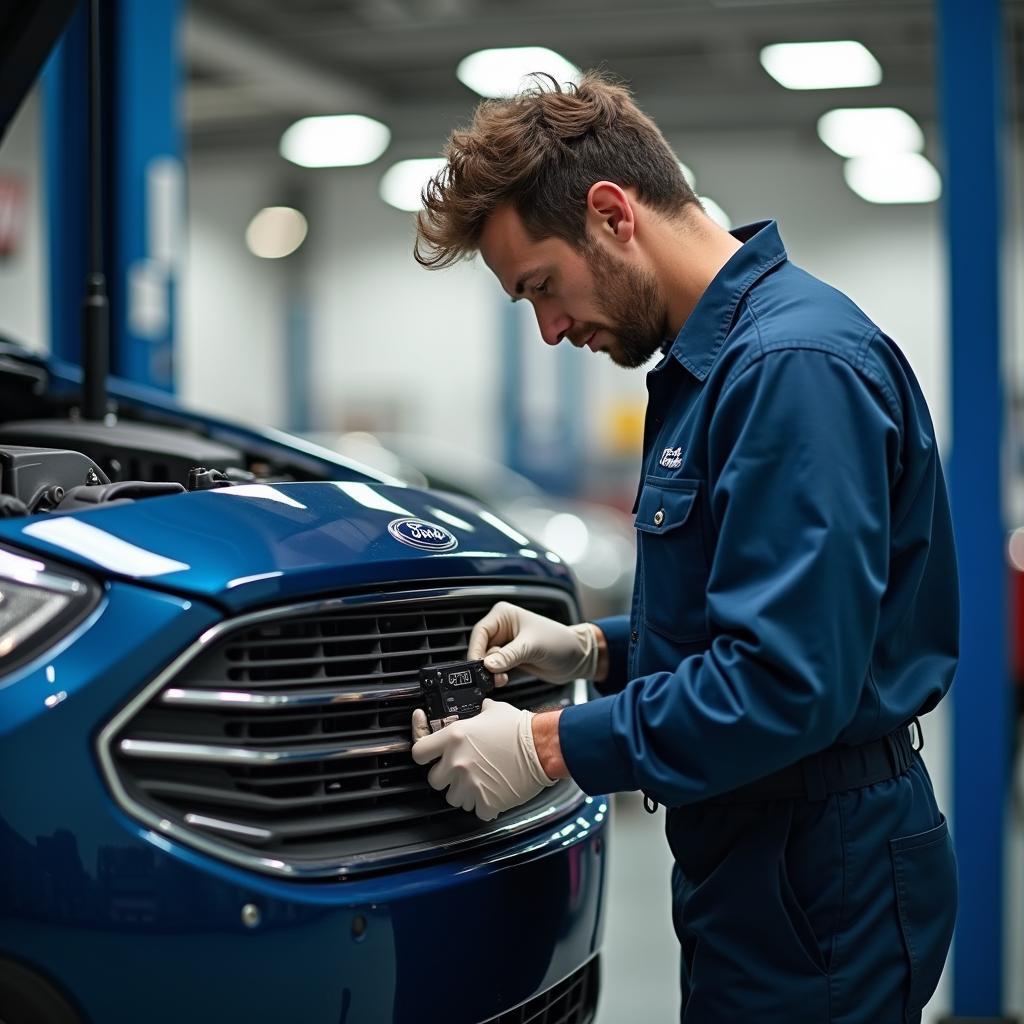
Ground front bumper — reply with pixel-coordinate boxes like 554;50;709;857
0;582;608;1024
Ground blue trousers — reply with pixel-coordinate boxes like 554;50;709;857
666;758;957;1023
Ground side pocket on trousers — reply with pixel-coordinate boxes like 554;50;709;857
890;816;958;1021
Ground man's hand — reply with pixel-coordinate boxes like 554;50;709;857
410;699;556;821
467;601;601;687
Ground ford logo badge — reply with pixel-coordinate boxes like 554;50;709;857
387;518;459;552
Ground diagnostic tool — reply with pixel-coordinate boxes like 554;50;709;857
419;660;495;733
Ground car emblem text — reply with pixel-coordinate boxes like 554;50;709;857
387;518;459;552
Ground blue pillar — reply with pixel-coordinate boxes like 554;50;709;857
42;3;88;366
501;299;525;477
500;299;583;496
43;0;183;391
285;293;312;433
937;0;1009;1016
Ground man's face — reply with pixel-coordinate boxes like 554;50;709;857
479;204;668;368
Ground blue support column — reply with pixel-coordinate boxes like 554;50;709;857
501;299;525;476
42;4;89;364
108;0;183;391
937;0;1009;1016
285;293;312;433
43;0;183;390
500;299;583;496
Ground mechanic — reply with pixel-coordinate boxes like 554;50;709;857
409;72;959;1023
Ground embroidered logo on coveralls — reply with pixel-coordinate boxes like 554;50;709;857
659;446;683;469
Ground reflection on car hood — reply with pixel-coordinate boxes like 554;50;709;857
0;482;572;612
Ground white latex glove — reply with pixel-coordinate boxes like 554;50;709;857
410;699;555;821
467;601;599;687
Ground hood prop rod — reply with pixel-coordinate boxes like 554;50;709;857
81;0;109;422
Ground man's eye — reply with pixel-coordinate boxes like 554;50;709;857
535;279;550;295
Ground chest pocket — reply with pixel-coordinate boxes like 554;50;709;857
635;475;709;643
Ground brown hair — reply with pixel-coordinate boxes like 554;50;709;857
414;71;699;269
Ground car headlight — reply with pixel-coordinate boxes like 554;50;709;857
0;547;100;672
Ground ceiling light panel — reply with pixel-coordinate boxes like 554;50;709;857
457;47;580;98
245;207;308;259
760;41;882;90
280;115;391;168
699;197;732;230
843;153;942;204
380;158;447;212
817;107;924;157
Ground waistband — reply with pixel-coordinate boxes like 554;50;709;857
705;721;922;806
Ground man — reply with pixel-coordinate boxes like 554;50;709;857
409;72;958;1023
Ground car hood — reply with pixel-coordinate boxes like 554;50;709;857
0;481;573;612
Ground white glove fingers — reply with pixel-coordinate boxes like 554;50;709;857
467;602;516;661
410;708;431;742
483;636;531;675
484;646;509;687
427;760;450;791
467;616;497;662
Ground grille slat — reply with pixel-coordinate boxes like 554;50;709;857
139;776;425;811
106;586;583;876
225;641;472;671
161;684;420;708
483;959;598;1024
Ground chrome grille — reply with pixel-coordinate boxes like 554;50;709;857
484;957;600;1024
98;586;587;878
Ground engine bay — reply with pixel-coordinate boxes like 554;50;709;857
0;418;275;517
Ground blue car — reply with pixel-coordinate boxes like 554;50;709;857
0;342;607;1023
0;5;606;1016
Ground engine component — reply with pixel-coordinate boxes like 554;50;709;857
0;446;108;512
56;480;185;511
0;420;242;486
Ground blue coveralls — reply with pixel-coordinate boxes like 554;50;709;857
558;221;959;1023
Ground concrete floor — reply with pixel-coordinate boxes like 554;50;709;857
592;792;680;1024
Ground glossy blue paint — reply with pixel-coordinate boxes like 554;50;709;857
937;0;1009;1013
0;581;606;1023
0;481;573;613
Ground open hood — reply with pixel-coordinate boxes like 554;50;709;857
0;0;77;143
0;480;574;612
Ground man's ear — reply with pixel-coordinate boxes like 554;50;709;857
586;182;635;245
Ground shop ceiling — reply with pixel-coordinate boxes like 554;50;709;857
185;0;1024;156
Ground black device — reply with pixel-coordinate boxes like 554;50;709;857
418;660;496;733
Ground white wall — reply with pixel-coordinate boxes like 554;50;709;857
178;157;289;428
305;168;501;459
0;85;48;353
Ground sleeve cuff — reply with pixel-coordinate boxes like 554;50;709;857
559;698;636;796
591;614;631;695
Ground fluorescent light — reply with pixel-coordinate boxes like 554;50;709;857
380;158;447;212
679;162;697;188
280;114;390;168
699;196;732;229
817;108;924;157
457;47;580;98
245;207;308;259
843;153;941;204
760;41;882;90
1010;528;1024;572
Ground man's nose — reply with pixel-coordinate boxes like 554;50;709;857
537;309;572;347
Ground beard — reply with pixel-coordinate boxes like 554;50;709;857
583;241;669;368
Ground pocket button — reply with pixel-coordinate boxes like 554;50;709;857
653;508;665;526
